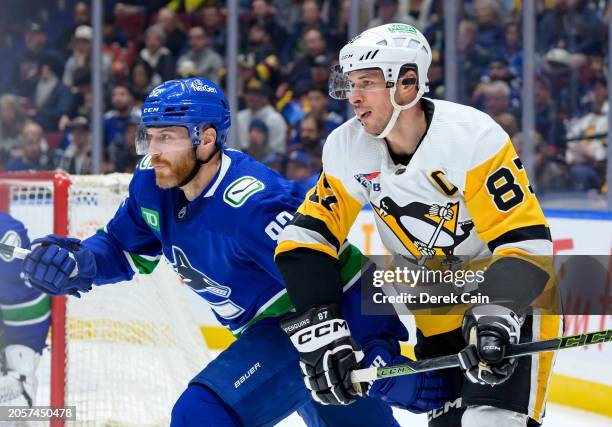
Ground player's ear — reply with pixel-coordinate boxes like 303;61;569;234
200;126;217;147
396;68;418;102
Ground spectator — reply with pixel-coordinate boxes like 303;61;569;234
541;48;575;117
0;95;27;164
104;82;140;148
285;150;318;193
139;25;176;83
60;66;91;132
472;0;505;50
289;29;328;90
55;1;91;59
285;0;331;63
199;6;227;55
248;0;287;55
501;21;523;78
513;130;570;193
5;121;53;171
304;87;343;140
108;116;140;173
565;75;608;191
103;14;130;79
483;81;515;121
176;27;223;84
56;116;92;174
236;78;287;155
534;76;566;153
103;12;128;49
457;20;491;103
63;25;113;87
493;112;519;139
537;0;604;55
244;25;280;86
32;54;73;131
245;119;270;161
368;0;418;29
155;8;187;58
472;58;520;112
288;114;324;170
12;21;57;100
130;60;155;105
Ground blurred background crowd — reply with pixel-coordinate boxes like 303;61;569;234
0;0;610;207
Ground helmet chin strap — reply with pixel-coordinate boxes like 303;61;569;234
178;144;220;188
374;85;426;139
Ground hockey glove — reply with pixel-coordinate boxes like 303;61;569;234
367;349;453;413
0;345;40;406
459;304;522;386
281;304;365;405
23;235;97;297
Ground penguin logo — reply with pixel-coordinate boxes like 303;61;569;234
373;197;474;263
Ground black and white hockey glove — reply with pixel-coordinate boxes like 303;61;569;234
459;304;522;386
0;345;40;406
281;304;365;405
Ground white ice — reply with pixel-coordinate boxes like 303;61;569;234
277;403;612;426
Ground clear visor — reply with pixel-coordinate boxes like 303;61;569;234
328;65;392;100
135;125;193;155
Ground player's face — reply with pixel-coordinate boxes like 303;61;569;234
147;127;195;189
347;69;393;136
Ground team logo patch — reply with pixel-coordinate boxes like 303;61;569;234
141;207;160;232
354;171;381;190
387;24;417;34
190;80;217;93
0;231;21;262
223;176;265;207
138;155;154;170
374;197;474;265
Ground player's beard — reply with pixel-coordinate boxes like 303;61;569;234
152;153;196;189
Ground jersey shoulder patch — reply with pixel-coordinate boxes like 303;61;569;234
0;230;21;262
137;155;154;170
223;176;265;208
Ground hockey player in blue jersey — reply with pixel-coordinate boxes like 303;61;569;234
21;78;451;426
0;213;51;406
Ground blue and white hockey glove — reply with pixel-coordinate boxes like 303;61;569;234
459;304;522;386
281;304;365;405
366;349;453;413
23;235;96;298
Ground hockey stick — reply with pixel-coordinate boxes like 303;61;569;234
0;242;29;260
0;242;79;278
351;329;612;383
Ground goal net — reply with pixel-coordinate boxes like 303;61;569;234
0;172;210;426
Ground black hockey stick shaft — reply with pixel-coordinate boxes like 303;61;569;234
351;329;612;383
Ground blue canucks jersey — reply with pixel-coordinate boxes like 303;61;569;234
0;213;51;353
83;149;360;336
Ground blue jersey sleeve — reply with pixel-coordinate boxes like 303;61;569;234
237;179;303;279
82;169;163;285
0;214;50;353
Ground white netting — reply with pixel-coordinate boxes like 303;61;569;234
0;173;210;426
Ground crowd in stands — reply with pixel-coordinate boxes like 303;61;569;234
0;0;609;198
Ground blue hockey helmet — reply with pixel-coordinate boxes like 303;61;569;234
136;78;231;155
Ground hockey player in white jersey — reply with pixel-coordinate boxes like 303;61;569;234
275;24;561;427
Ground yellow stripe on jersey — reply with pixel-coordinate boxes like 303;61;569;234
465;139;549;246
275;173;364;259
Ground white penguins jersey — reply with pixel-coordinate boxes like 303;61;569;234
275;99;561;423
277;98;552;265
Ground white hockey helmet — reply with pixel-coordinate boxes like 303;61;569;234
330;23;432;138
